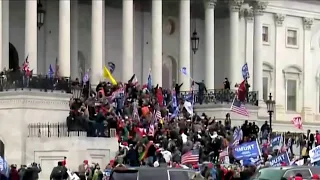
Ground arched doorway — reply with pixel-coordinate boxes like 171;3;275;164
0;140;4;158
9;43;19;71
162;55;177;89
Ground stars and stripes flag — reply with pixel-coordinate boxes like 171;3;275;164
232;127;243;146
219;148;228;159
181;149;199;164
152;110;162;123
230;98;249;116
291;116;302;129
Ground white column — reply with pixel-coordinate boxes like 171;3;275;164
25;0;37;73
204;0;216;89
253;2;266;101
274;14;286;118
71;0;79;79
123;0;134;82
229;0;242;86
302;18;314;121
59;0;71;77
179;0;190;91
151;0;162;86
91;0;104;86
2;0;8;70
244;9;254;87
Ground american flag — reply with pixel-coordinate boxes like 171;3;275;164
230;98;249;116
291;116;302;129
153;110;162;122
219;148;228;159
232;127;243;146
181;149;199;164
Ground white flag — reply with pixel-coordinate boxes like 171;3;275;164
184;101;193;115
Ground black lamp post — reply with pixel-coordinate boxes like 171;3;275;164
37;0;45;30
266;93;275;132
191;30;200;54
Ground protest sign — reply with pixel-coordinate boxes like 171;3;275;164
233;141;260;160
269;152;290;167
309;145;320;163
270;136;281;148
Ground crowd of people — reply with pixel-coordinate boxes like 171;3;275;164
1;68;320;180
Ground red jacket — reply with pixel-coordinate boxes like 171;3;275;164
156;89;163;106
9;169;19;180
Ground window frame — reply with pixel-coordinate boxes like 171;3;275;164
285;78;298;112
263;76;270;102
286;27;299;49
262;25;270;45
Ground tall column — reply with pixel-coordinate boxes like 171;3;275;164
71;0;79;79
91;0;104;86
244;8;254;87
204;0;216;89
252;1;267;102
0;1;3;70
151;0;162;86
179;0;191;91
25;0;37;73
59;0;71;77
229;0;242;86
302;18;314;121
2;0;8;70
123;0;134;82
274;14;286;120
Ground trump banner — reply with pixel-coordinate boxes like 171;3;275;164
233;141;261;160
269;152;290;167
270;136;281;148
309;145;320;163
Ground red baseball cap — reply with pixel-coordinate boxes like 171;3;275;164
294;177;303;180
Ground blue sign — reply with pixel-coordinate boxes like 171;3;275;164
0;156;9;178
233;141;260;160
310;145;320;163
270;136;281;148
269;152;290;167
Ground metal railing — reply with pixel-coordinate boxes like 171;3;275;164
0;71;72;92
180;89;258;105
27;122;116;138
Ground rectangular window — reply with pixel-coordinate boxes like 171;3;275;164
263;77;269;101
286;80;297;111
287;29;298;46
262;26;269;43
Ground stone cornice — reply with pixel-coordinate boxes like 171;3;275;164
266;5;320;20
0;92;71;110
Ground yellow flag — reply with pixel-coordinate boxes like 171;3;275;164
103;66;117;85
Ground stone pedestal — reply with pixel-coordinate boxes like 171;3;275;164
275;104;286;121
301;107;314;122
0;91;71;165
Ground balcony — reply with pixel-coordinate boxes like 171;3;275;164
27;123;117;138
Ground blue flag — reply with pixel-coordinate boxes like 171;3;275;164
48;64;54;78
108;62;115;74
270;136;281;148
242;63;249;79
269;152;290;166
180;67;187;75
0;156;9;178
233;141;260;160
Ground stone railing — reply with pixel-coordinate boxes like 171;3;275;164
27;122;117;138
